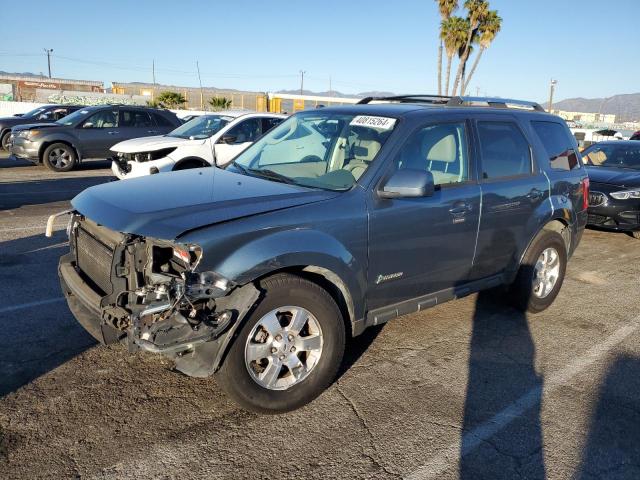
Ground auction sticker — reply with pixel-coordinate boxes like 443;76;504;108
350;115;396;130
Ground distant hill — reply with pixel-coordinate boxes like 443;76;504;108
549;93;640;122
276;89;396;99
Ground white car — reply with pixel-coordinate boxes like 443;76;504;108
111;111;285;179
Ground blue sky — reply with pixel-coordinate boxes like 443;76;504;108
0;0;638;102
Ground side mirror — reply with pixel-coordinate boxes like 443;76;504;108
219;134;237;145
379;169;435;199
82;122;94;129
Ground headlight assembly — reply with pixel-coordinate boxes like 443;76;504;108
610;189;640;200
17;129;40;139
130;147;177;162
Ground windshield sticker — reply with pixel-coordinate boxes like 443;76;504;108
350;115;396;130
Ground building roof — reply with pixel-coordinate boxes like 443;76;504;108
0;73;103;87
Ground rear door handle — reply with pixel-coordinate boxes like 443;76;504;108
449;202;472;215
147;130;159;134
107;131;120;135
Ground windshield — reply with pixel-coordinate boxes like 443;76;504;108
583;144;640;170
21;106;49;118
228;111;397;190
168;115;231;139
56;108;92;126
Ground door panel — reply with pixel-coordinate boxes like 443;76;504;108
74;108;120;158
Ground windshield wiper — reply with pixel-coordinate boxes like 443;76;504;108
231;161;248;174
247;168;296;184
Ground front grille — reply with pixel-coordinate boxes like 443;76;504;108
587;213;608;225
588;191;606;207
75;226;114;295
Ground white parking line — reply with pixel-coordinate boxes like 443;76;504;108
0;297;65;314
404;317;640;480
0;224;64;233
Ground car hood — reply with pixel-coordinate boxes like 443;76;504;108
12;122;63;132
72;167;339;239
0;116;30;127
586;166;640;188
111;135;203;153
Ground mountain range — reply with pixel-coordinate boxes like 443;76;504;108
548;93;640;122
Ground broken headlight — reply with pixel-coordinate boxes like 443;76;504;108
119;147;177;163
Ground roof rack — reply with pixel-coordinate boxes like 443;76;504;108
357;95;545;112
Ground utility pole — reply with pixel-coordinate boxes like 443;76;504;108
152;59;156;100
43;48;53;78
299;70;306;96
196;61;204;110
548;79;557;113
329;76;332;96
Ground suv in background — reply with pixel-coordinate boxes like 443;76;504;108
111;111;285;179
10;105;181;172
0;104;85;151
53;95;588;413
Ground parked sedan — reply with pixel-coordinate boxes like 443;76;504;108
583;141;640;238
111;111;284;179
0;104;84;151
9;105;181;172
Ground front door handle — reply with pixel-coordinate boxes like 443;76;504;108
527;188;543;200
147;130;159;134
449;202;472;215
107;131;120;135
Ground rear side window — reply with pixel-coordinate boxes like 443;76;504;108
477;122;532;179
531;121;580;171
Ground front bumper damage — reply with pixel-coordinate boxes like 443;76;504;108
58;214;259;377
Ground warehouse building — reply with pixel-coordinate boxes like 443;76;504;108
0;74;104;102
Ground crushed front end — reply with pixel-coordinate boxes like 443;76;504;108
58;214;258;376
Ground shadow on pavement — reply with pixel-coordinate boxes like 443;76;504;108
336;324;384;380
575;354;640;479
0;232;96;397
0;174;113;210
459;291;546;479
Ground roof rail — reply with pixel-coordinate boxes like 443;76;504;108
358;94;545;112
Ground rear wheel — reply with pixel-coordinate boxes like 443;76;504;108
509;230;567;313
0;131;10;151
43;143;77;172
216;274;345;413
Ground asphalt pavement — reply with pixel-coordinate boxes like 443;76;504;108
1;152;640;479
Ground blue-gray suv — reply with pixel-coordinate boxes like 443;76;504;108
53;95;589;412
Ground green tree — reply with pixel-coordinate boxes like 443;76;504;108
146;99;162;108
156;91;187;109
451;0;489;96
463;9;502;93
441;16;469;96
435;0;459;95
208;96;232;111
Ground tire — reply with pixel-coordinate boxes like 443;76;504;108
216;273;346;413
0;131;10;151
173;160;207;171
509;230;567;313
631;231;640;240
43;143;77;172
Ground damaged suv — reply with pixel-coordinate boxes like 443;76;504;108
53;96;589;413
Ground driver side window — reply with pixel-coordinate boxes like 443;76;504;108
82;109;119;128
224;118;261;144
394;122;469;186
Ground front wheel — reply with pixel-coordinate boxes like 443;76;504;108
509;230;567;313
43;143;77;172
216;274;345;413
0;131;10;151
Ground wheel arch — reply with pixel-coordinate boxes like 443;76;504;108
172;156;210;170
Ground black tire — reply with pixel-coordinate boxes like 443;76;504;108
43;143;77;172
0;131;10;151
173;159;208;171
216;273;346;413
509;229;567;313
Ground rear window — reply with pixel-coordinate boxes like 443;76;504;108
477;122;532;179
531;121;580;171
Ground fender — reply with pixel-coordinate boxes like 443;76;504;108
193;228;367;331
38;133;83;162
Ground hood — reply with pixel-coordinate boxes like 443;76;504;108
0;116;30;127
11;122;62;132
111;135;201;153
72;167;339;239
586;166;640;188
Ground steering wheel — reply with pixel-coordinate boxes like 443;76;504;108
300;155;323;163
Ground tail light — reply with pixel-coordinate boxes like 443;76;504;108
580;177;590;210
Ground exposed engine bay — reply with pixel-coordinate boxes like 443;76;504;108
62;213;259;375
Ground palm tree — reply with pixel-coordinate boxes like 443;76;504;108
156;91;187;109
463;10;502;93
436;0;459;95
208;96;232;111
451;0;489;96
441;16;469;96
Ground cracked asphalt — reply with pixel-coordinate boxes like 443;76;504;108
2;152;640;479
